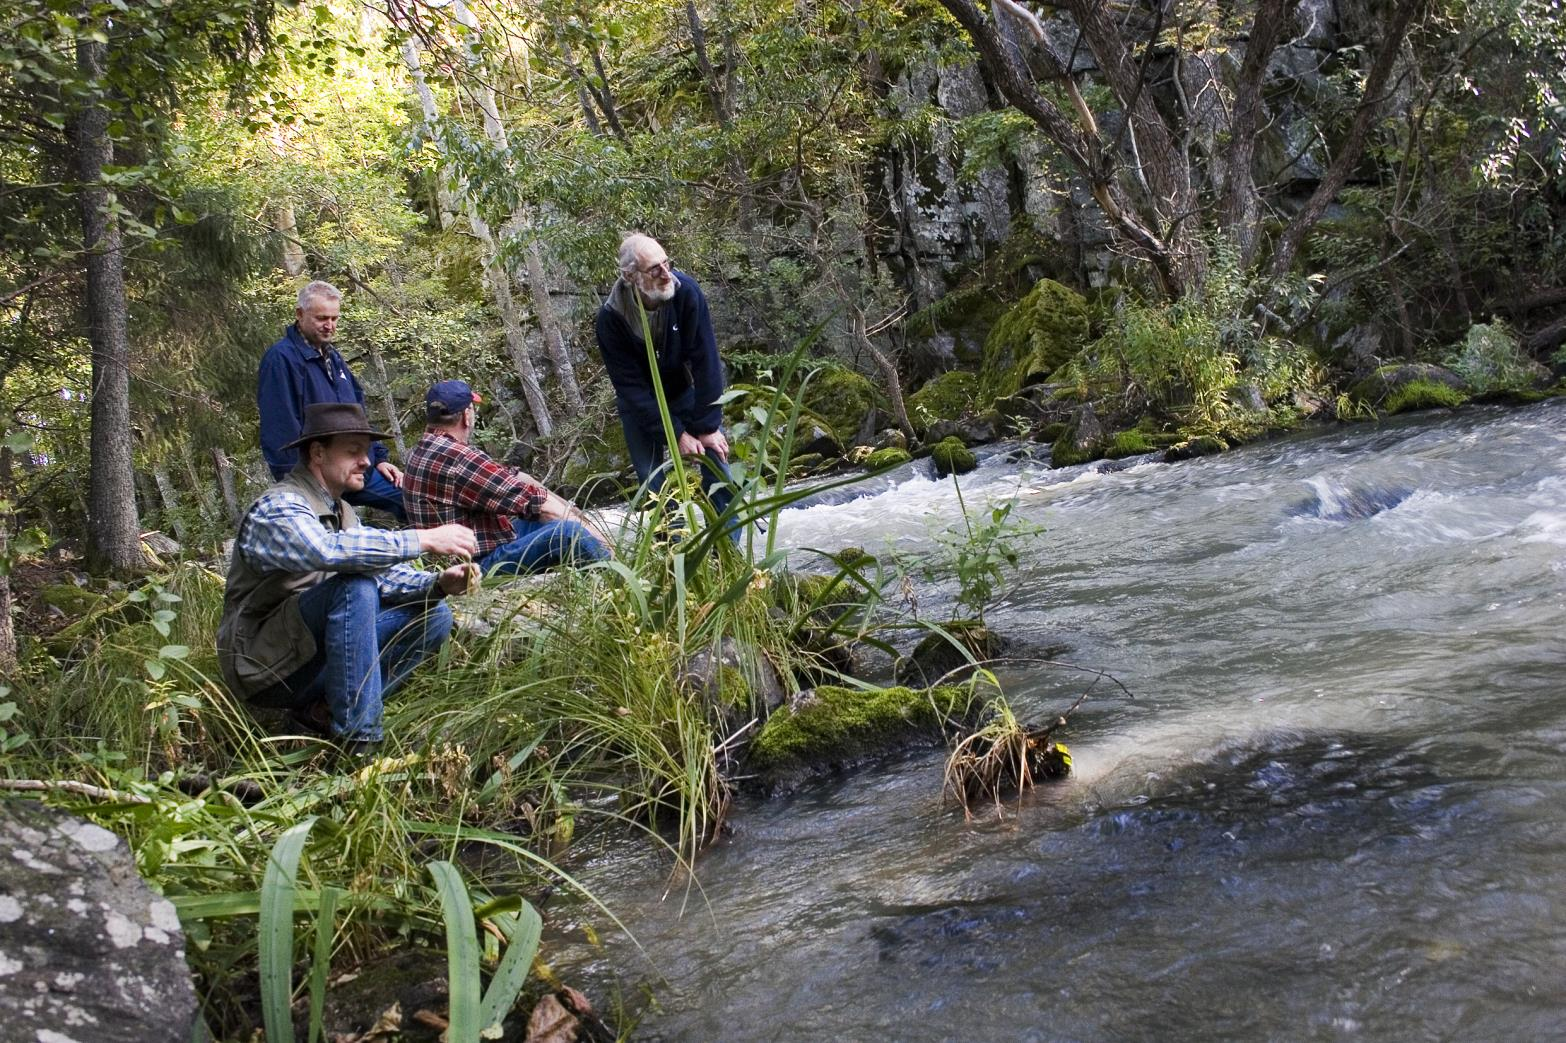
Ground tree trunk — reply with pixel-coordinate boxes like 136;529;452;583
274;202;307;276
1270;0;1424;280
523;239;585;412
400;34;555;436
853;313;915;441
211;448;240;523
0;517;14;675
0;446;16;674
74;36;141;574
364;341;406;456
1220;0;1299;266
179;442;217;527
153;467;187;544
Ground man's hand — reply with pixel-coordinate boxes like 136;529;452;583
696;429;730;462
437;562;480;597
377;461;404;488
676;431;704;457
417;523;478;558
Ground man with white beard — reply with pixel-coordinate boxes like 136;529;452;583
594;233;736;522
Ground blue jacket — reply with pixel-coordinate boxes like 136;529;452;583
594;271;725;438
258;324;390;479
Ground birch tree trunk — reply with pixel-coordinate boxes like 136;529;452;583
400;35;555;436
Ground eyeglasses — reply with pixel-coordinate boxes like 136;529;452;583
638;257;673;277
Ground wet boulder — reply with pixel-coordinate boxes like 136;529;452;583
0;800;198;1041
930;436;979;478
893;621;1004;687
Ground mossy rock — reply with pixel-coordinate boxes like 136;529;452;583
560;417;631;500
747;683;974;787
930;436;978;477
1383;379;1468;414
803;366;881;445
1102;430;1156;460
1348;363;1466;411
907;371;979;436
1050;428;1101;468
39;583;106;618
893;622;1004;687
865;446;912;470
978;278;1091;401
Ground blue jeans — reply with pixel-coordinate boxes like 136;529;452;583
618;403;737;529
252;574;452;741
345;466;407;523
479;517;611;576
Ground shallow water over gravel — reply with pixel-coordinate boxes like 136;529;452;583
551;401;1566;1041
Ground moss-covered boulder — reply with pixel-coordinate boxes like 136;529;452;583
978;278;1091;401
930;436;978;477
803;366;881;445
1348;363;1468;414
559;417;631;504
1049;404;1106;468
906;370;979;436
39;582;106;619
865;446;912;470
747;683;975;788
1163;434;1227;461
1382;379;1468;414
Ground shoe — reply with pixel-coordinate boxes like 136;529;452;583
288;699;332;737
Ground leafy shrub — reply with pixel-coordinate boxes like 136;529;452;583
1444;322;1539;394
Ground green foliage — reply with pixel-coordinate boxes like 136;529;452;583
978;278;1091;400
1103;430;1156;459
929;480;1038;625
1443;322;1541;395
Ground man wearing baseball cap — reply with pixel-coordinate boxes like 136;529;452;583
403;380;612;575
218;402;480;755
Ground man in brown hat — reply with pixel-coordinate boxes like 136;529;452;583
218;403;480;753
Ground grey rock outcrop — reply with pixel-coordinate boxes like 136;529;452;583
0;800;198;1042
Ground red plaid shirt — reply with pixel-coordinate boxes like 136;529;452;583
404;430;546;554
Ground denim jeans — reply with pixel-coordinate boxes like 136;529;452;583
478;517;612;576
252;574;452;741
618;398;737;530
345;466;407;522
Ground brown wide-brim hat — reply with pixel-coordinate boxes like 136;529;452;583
281;402;392;451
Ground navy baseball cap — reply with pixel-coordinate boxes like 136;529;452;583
426;380;483;421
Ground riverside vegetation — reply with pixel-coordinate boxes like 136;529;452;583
5;0;1566;1035
1;359;1064;1039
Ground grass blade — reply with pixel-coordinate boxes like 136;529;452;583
259;816;318;1043
429;860;481;1043
307;885;342;1043
479;901;542;1036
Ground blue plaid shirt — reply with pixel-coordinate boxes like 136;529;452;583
238;479;436;603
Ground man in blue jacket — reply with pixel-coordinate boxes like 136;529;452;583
258;280;406;520
594;234;735;522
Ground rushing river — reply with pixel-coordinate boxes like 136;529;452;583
554;401;1566;1040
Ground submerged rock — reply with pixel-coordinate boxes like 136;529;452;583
0;800;198;1041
